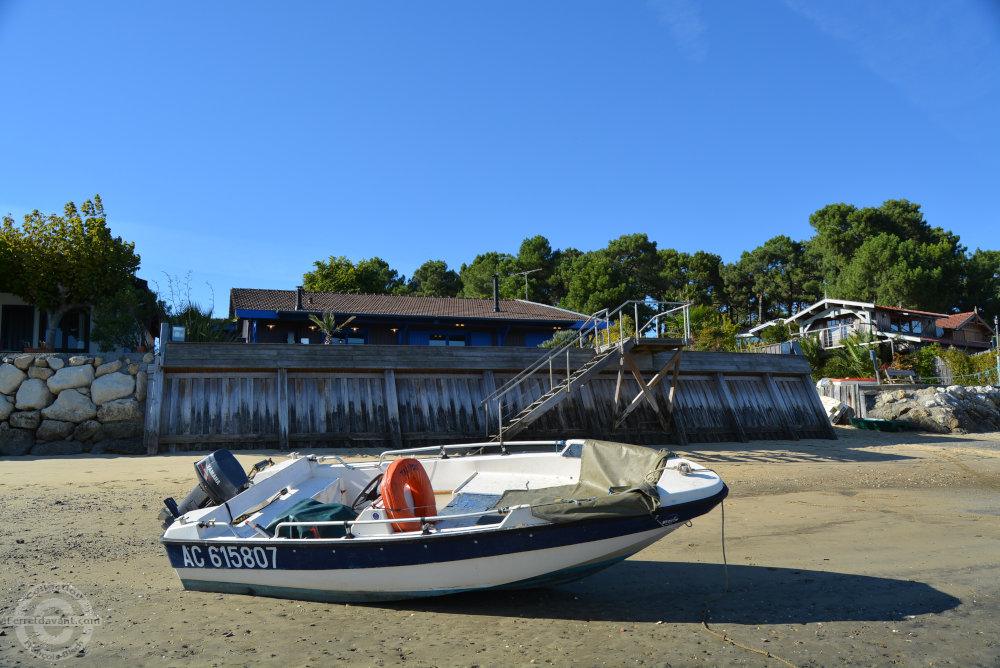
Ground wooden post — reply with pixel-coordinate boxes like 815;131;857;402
276;368;289;451
143;352;163;455
384;369;403;449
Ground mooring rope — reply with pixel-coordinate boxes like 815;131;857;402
699;501;800;668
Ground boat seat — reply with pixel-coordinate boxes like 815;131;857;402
434;492;503;530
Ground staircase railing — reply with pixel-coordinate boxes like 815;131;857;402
481;299;691;441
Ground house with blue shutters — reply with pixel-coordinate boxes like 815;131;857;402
228;287;587;347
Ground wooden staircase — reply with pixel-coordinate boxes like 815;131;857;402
490;340;634;441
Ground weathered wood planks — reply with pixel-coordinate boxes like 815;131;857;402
145;344;833;451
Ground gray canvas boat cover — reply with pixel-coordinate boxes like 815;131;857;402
491;440;672;523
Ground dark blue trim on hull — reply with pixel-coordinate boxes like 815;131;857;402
164;486;727;574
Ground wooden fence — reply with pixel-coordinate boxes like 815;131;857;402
143;343;834;453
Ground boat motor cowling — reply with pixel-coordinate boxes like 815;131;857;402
195;449;250;506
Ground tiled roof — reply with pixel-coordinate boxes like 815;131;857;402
934;311;978;330
229;288;586;322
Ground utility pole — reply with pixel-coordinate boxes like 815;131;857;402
510;268;542;300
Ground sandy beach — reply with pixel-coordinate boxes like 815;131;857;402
2;428;999;667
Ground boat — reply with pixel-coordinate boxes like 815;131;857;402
158;439;728;603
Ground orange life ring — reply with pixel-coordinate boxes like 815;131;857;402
380;458;437;532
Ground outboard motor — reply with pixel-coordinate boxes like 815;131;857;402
160;449;254;529
194;449;250;505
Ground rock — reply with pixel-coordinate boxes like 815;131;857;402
48;356;66;371
41;390;98;424
102;420;143;440
127;363;139;375
10;410;41;430
102;439;144;455
13;355;33;371
91;372;135;405
27;366;54;381
73;420;103;444
0;395;13;421
95;360;123;378
142;352;154;364
135;371;147;402
34;357;49;368
0;426;34;456
36;419;75;441
30;440;84;456
0;365;27;395
15;378;53;410
97;398;143;423
68;356;92;367
47;365;95;394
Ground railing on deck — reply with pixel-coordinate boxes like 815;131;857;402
480;300;691;440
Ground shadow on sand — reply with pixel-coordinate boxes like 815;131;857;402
385;560;961;625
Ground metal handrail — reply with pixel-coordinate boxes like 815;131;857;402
480;299;691;440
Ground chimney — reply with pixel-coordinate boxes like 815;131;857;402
296;286;304;311
492;274;500;313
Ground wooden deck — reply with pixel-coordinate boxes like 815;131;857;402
144;343;833;453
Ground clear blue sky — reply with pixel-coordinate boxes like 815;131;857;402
2;1;998;315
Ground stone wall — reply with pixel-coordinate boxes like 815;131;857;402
0;353;151;456
867;385;1000;433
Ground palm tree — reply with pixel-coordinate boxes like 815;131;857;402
308;312;357;344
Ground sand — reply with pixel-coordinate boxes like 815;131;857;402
1;428;999;667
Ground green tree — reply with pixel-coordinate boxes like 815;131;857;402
1;196;141;345
90;283;163;352
960;249;1000;321
400;260;462;297
458;252;519;299
302;255;357;292
302;255;403;293
808;199;966;311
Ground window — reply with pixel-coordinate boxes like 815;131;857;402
429;333;466;346
330;329;368;344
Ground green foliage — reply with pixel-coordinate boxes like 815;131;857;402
686;305;739;351
2;195;141;343
159;273;233;343
298;198;998;331
307;312;357;344
823;333;884;379
760;323;790;344
303;256;402;293
398;260;461;297
796;335;824;380
91;284;162;352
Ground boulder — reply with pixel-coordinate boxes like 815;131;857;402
34;357;49;368
127;362;140;375
36;419;75;441
47;364;95;394
142;352;154;364
30;440;84;456
91;372;135;405
73;420;103;444
0;426;34;456
0;365;27;395
27;366;54;381
10;410;42;430
102;420;143;440
41;390;98;424
95;359;123;378
15;378;53;410
14;355;34;371
48;356;66;371
68;356;92;367
97;398;143;423
0;394;13;421
135;371;147;401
